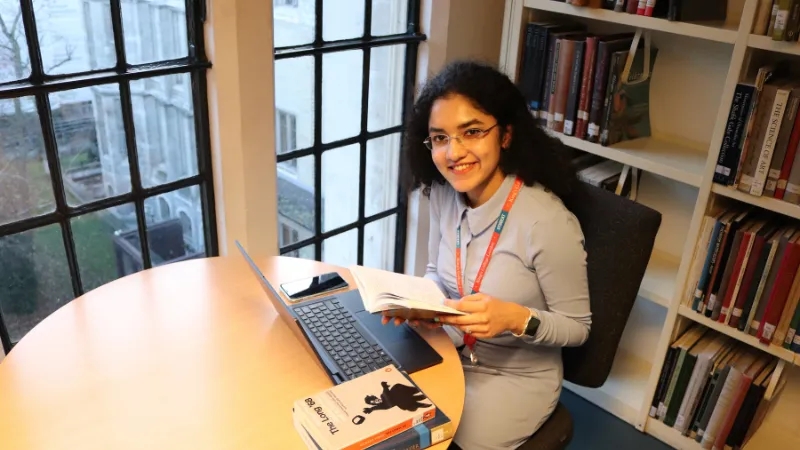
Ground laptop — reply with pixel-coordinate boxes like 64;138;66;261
236;241;443;384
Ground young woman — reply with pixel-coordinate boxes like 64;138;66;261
386;61;592;449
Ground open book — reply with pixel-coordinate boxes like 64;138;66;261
348;265;466;319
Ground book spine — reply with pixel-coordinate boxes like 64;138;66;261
774;0;792;40
695;366;731;442
714;84;756;185
775;108;800;199
645;0;657;16
759;241;800;342
540;36;559;127
739;85;779;193
711;374;753;450
587;42;612;143
785;0;800;41
552;39;577;132
772;266;800;344
599;51;627;146
520;23;540;113
694;220;724;311
668;0;681;21
750;87;791;196
627;0;639;13
742;240;779;334
546;38;564;130
637;0;647;15
614;0;626;12
650;347;678;417
729;237;767;329
564;41;586;136
576;36;598;139
699;369;744;449
753;0;776;35
768;1;781;35
784;297;800;348
530;26;547;118
719;233;753;323
707;222;741;317
767;91;800;193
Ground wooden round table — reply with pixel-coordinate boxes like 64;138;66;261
0;256;464;449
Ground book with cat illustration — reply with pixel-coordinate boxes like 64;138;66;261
348;265;466;319
292;364;439;450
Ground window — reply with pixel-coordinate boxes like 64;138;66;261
273;0;422;272
0;0;217;353
276;109;298;171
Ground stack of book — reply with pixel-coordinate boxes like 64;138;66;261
713;63;800;205
649;324;781;449
752;0;800;42
682;207;800;354
555;0;728;22
571;151;640;200
517;22;658;147
292;364;454;450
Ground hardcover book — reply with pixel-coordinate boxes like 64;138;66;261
293;365;436;450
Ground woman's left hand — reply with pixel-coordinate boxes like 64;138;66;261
436;293;530;339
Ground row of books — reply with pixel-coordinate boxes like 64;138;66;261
553;0;728;22
753;0;800;41
648;324;782;449
518;22;657;146
713;63;800;205
571;151;641;200
293;364;454;450
683;207;800;353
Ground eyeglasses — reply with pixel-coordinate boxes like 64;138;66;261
423;123;499;151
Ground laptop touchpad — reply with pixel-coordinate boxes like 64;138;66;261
356;311;415;343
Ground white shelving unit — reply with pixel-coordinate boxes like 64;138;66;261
499;1;800;448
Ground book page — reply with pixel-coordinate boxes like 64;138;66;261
349;265;464;315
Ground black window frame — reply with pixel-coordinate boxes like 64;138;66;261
274;0;424;273
0;0;217;353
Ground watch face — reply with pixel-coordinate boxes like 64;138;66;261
525;315;541;336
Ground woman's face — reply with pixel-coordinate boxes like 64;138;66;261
427;93;510;199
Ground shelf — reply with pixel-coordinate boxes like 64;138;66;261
748;34;800;56
554;132;707;187
743;366;800;449
639;252;679;308
645;417;704;450
711;184;800;221
524;0;738;44
677;305;798;365
563;349;651;426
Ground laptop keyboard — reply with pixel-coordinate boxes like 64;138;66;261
295;299;395;380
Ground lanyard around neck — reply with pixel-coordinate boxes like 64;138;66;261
455;176;524;298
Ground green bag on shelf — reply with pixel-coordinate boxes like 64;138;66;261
603;29;659;147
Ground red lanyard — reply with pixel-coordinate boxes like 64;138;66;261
455;176;523;352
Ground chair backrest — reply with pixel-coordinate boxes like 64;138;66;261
562;182;662;388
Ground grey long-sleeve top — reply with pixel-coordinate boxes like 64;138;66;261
425;175;592;373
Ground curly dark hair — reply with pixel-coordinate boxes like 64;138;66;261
401;60;578;210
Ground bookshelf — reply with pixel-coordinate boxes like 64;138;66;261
500;1;800;448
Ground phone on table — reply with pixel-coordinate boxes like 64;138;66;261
279;272;350;302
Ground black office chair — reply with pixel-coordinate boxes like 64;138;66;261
517;181;662;450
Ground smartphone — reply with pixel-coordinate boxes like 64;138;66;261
279;272;350;302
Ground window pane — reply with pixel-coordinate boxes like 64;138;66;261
273;0;314;48
322;50;362;143
0;1;31;82
36;0;112;74
278;155;316;235
0;225;74;343
363;215;396;271
123;0;188;65
368;45;406;132
371;0;408;36
51;85;131;206
282;243;314;260
322;144;358;232
275;56;314;151
83;0;116;70
144;186;206;267
0;97;55;226
73;203;139;292
323;0;364;41
322;228;357;268
131;73;198;188
365;133;400;217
